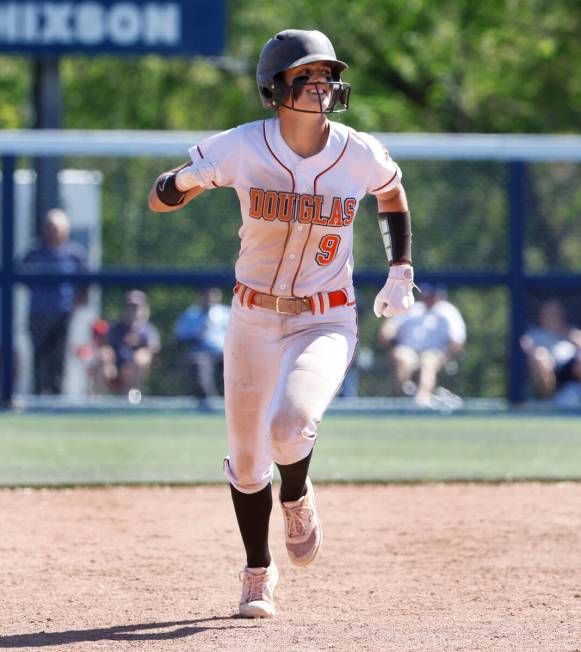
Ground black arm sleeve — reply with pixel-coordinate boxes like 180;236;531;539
155;173;186;206
377;211;412;264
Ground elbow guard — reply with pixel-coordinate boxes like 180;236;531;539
156;173;186;206
378;211;412;265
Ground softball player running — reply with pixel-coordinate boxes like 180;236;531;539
149;28;415;618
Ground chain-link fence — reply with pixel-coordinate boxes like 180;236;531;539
2;132;581;407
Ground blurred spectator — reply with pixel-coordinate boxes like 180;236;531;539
76;319;110;395
553;351;581;408
378;284;466;405
338;362;359;398
93;290;161;395
22;209;88;394
521;300;581;400
337;346;374;399
174;288;231;399
337;294;370;398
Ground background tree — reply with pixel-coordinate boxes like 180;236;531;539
1;0;579;398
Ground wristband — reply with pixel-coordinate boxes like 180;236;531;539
156;173;186;206
377;211;412;264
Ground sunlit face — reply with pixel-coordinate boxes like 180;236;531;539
281;61;334;112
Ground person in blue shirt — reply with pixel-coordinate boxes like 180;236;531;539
22;209;88;394
174;287;231;398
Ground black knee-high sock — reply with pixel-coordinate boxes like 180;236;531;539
230;483;272;568
276;450;313;503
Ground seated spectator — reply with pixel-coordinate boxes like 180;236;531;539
76;319;111;395
521;300;581;399
553;351;581;408
22;208;88;395
174;288;231;399
337;294;369;399
378;284;466;405
93;290;160;395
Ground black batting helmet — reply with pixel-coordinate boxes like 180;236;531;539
256;29;351;114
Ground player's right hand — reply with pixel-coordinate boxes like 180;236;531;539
373;264;415;318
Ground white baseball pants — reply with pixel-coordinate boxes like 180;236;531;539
223;296;357;494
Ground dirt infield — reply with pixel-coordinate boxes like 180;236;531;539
0;484;580;652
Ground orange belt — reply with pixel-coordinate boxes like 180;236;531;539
234;283;350;315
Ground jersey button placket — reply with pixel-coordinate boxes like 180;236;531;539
292;164;312;291
275;162;308;296
294;166;308;229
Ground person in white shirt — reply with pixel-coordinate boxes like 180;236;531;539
520;300;581;399
378;284;466;405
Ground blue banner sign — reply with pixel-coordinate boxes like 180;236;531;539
0;1;225;56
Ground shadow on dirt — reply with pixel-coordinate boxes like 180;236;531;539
0;616;259;647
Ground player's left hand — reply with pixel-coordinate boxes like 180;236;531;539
373;263;415;318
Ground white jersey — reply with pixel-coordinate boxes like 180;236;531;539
188;117;402;297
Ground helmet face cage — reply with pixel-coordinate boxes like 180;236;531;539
259;72;351;114
280;78;351;114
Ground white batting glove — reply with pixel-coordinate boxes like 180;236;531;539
175;160;218;191
373;264;415;318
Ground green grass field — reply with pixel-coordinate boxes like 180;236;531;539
0;413;580;486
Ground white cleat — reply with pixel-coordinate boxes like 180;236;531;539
281;477;322;567
239;562;278;618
